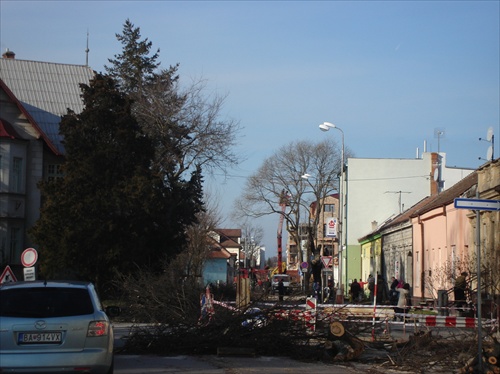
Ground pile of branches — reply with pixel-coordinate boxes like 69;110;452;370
111;269;328;359
119;303;330;360
371;329;500;373
112;270;499;372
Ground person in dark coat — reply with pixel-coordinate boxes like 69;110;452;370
376;275;388;304
454;272;468;307
350;279;362;303
390;276;399;305
277;278;285;302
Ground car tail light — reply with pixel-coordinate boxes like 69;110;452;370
87;321;109;337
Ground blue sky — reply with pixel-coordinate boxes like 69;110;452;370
1;1;499;256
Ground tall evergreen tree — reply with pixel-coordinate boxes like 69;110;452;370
30;74;196;290
105;18;162;95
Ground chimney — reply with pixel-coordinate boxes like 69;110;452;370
2;49;15;59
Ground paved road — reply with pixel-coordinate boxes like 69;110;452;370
111;322;424;374
112;320;478;373
114;354;363;374
112;323;360;373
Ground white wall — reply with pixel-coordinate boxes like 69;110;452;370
345;152;473;279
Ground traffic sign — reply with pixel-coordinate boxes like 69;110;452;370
300;261;309;270
454;198;500;211
24;267;36;281
21;248;38;267
0;265;17;284
321;256;332;268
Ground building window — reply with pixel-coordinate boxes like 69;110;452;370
9;227;21;263
47;164;64;181
12;157;23;193
324;204;335;213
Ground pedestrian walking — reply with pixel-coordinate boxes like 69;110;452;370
454;272;468;308
277;278;285;302
394;283;410;321
350;279;361;303
390;276;399;305
367;274;375;302
376;275;388;304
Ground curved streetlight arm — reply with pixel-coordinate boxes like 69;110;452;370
319;121;346;297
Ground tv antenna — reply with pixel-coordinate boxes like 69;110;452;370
385;191;411;214
434;128;445;153
85;30;90;66
479;127;494;162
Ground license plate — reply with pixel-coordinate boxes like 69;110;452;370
18;332;62;344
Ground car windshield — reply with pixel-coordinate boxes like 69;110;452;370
0;287;94;318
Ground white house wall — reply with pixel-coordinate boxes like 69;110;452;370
346;152;473;282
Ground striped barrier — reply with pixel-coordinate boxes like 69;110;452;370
271;307;489;330
305;297;317;332
422;315;476;328
209;300;496;331
212;299;239;311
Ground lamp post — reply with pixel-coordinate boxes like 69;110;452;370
319;122;345;296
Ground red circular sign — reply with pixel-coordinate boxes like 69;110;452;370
21;248;38;267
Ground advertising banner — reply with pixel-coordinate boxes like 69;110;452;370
325;217;337;238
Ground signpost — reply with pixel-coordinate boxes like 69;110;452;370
321;256;332;268
21;247;38;281
21;248;38;268
0;265;17;284
454;197;499;372
23;267;36;281
454;198;500;211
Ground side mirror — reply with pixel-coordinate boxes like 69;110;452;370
105;305;121;318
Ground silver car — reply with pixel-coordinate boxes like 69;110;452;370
0;280;117;373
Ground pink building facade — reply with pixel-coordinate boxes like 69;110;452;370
410;171;477;300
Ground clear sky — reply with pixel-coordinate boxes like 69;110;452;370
1;1;499;256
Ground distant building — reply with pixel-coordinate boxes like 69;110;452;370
204;242;232;286
208;229;242;282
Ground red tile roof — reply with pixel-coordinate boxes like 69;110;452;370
359;171;478;241
409;171;477;218
207;247;232;259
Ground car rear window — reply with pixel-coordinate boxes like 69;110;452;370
0;287;94;318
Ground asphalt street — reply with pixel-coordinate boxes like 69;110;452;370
111;322;465;374
114;354;363;374
113;323;357;373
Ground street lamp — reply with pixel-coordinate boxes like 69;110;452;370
319;122;346;298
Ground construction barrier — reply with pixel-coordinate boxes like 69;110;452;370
270;304;498;330
420;315;476;328
305;297;317;332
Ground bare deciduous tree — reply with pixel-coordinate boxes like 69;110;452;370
235;138;349;270
240;221;264;268
136;76;242;179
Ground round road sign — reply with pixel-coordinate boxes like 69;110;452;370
21;248;38;268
